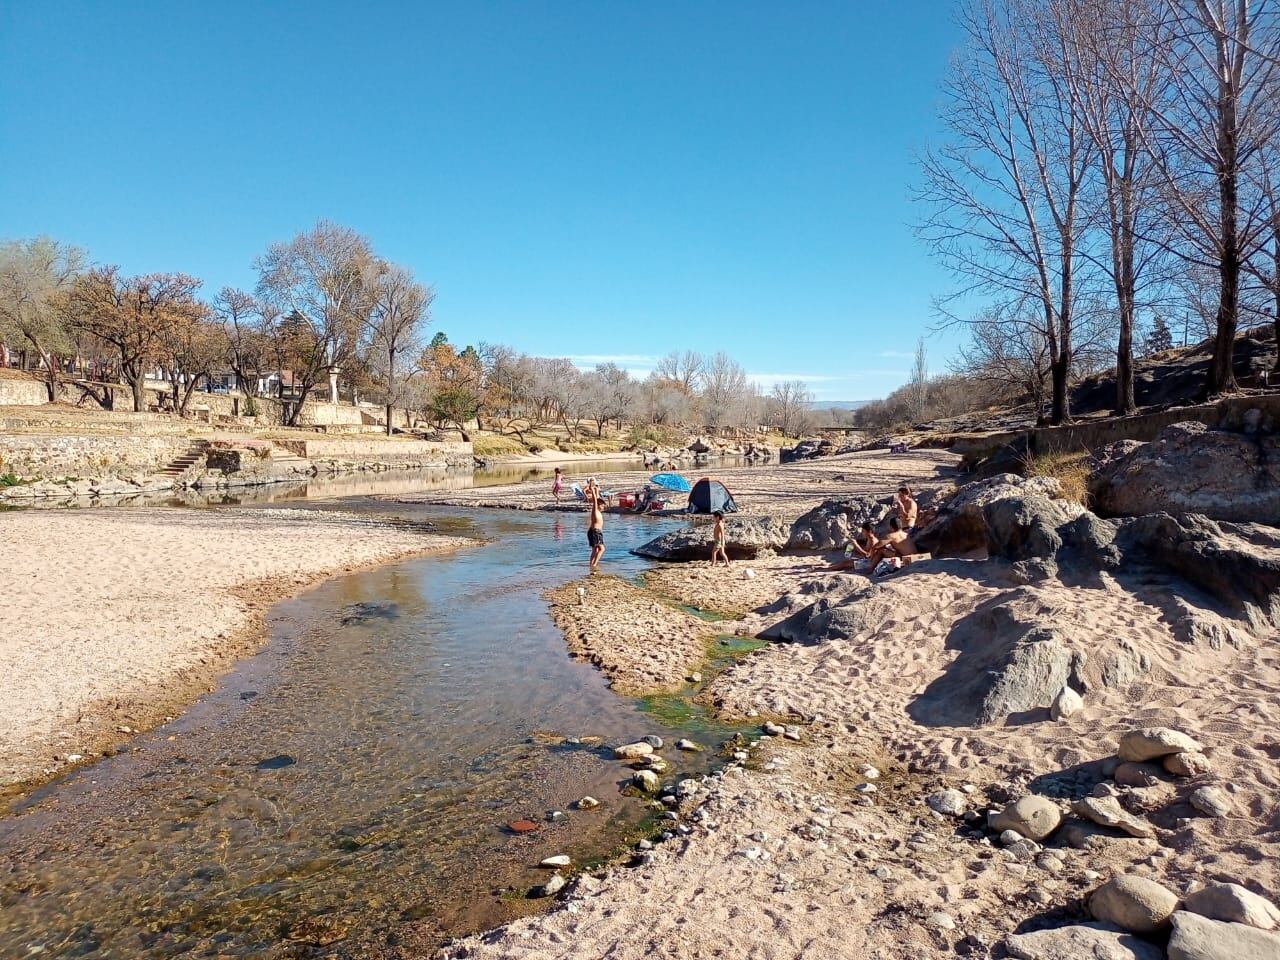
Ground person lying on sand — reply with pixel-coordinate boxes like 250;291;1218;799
894;485;918;531
828;522;880;571
587;496;605;571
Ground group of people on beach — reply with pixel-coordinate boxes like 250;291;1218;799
828;485;920;575
561;463;923;578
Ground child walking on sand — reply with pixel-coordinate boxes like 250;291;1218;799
710;511;730;567
552;467;564;502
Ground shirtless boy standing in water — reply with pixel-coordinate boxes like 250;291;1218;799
587;496;605;571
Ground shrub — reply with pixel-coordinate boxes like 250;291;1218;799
1021;449;1091;507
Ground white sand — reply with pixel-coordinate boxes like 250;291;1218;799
0;506;466;790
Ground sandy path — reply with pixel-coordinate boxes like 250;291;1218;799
0;506;468;792
390;449;961;515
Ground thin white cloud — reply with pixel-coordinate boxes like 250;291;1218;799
878;350;915;359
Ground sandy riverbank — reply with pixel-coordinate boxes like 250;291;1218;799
440;475;1280;957
0;507;468;794
393;448;961;515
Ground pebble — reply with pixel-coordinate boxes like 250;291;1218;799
539;855;571;868
632;770;660;793
873;866;893;880
641;735;663;749
733;750;749;761
1090;875;1179;934
783;726;802;742
927;788;968;816
676;739;701;752
858;764;881;780
575;796;600;810
1189;784;1233;818
739;846;763;860
1117;727;1201;762
926;911;956;931
533;874;566;898
687;672;702;683
762;722;785;736
614;742;654;760
853;783;878;794
546;810;567;823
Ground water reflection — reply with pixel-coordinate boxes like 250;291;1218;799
0;508;744;958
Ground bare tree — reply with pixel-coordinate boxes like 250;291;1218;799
918;0;1097;424
701;351;751;432
1066;0;1174;414
908;338;930;419
365;263;433;435
254;220;377;425
157;303;222;415
1135;0;1280;395
0;237;87;401
66;268;203;412
956;304;1055;413
654;350;705;395
212;287;272;399
769;379;814;437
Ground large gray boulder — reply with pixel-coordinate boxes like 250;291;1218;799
1005;922;1164;960
1092;420;1280;524
633;515;790;561
758;579;883;644
1167;910;1280;960
786;496;891;550
914;474;1066;556
1090;876;1180;934
1185;882;1280;931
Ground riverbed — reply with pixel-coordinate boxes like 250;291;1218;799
0;505;749;959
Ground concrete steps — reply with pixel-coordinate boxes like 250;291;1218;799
158;439;211;477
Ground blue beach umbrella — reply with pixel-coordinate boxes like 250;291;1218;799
649;472;691;493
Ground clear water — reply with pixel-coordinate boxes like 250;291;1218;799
0;506;750;959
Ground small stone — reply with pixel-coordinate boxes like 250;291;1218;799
632;770;660;793
926;911;956;931
1036;852;1065;873
636;839;653;850
1000;829;1024;847
645;757;670;773
874;866;893;880
927;788;968;816
1090;876;1179;934
614;742;654;760
539;855;571;868
63;753;83;763
676;739;701;752
783;726;802;742
576;796;600;810
1072;795;1155;838
763;722;785;736
641;735;663;749
733;750;749;761
1005;922;1164;960
1168;910;1280;960
739;846;763;860
990;795;1063;841
1051;686;1083;720
1118;727;1202;762
1184;881;1280;931
1164;751;1212;778
854;783;878;794
1115;762;1165;788
1189;785;1232;818
546;810;568;822
687;672;702;683
858;764;881;780
533;874;566;898
507;819;539;834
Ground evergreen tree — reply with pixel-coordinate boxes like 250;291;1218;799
1142;316;1174;356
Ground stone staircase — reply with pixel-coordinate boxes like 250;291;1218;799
157;439;211;479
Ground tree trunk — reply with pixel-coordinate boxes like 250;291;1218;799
386;403;394;436
129;372;146;412
1209;88;1240;397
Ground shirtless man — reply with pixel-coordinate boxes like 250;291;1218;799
865;516;916;573
893;485;918;532
587;496;605;571
828;522;881;571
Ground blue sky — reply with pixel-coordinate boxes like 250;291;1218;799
0;2;963;402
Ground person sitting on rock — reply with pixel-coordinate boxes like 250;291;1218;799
866;517;917;574
828;522;880;571
893;485;918;532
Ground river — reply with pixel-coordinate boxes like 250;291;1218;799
0;496;753;959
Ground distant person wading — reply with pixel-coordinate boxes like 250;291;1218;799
587;495;605;571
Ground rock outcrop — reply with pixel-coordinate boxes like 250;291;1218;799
633;515;790;561
1092;420;1280;524
786;497;891;551
913;474;1066;556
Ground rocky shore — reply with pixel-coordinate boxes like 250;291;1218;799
439;424;1280;960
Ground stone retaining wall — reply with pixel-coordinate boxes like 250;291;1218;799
0;377;50;406
279;437;473;466
950;394;1280;463
0;434;193;478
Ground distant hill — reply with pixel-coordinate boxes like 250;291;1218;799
810;400;868;411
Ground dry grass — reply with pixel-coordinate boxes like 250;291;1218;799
1022;449;1092;506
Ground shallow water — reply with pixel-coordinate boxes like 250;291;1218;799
0;506;749;958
